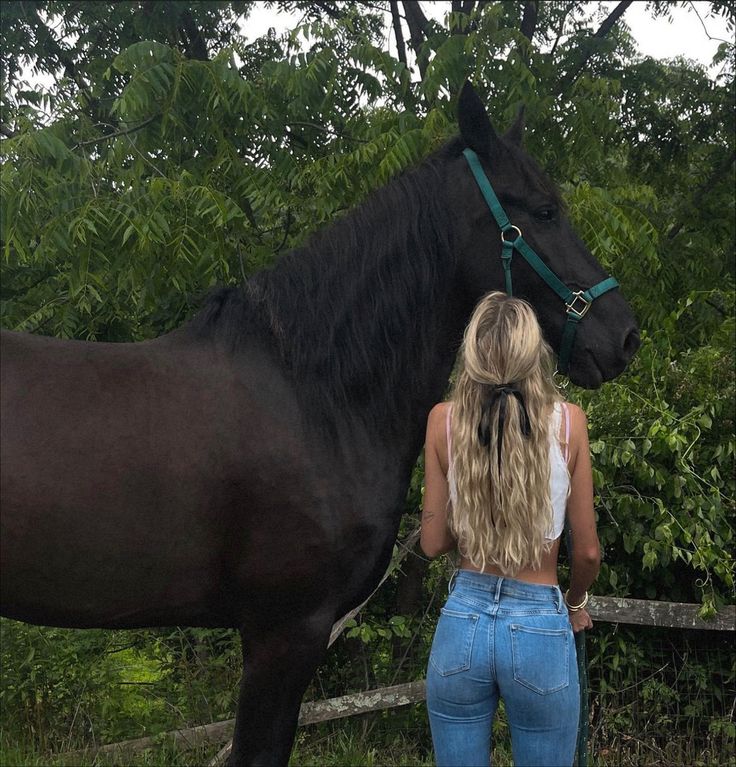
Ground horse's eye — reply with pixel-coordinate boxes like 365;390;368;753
536;208;556;222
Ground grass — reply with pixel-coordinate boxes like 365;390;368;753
2;697;733;766
2;722;735;767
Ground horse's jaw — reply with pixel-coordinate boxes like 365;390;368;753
567;338;639;389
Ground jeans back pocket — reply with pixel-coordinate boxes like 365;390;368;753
510;623;570;694
429;607;479;676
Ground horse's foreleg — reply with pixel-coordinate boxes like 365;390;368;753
226;612;332;767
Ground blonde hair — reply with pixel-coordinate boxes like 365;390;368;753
449;291;563;575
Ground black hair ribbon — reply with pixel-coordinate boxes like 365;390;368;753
477;384;532;471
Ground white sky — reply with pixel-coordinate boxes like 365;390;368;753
244;0;733;78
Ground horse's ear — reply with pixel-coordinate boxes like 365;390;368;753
505;105;525;146
458;81;499;158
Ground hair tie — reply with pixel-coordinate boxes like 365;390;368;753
477;383;532;471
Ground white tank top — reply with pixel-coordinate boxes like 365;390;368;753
446;401;570;541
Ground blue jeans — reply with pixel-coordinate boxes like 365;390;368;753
426;570;579;767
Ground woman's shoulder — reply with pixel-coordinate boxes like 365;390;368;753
428;401;452;421
426;401;452;439
562;401;588;428
560;401;590;462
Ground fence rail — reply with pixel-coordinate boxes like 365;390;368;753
588;595;734;631
62;682;429;763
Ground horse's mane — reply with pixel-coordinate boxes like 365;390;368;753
188;133;564;434
189;138;465;433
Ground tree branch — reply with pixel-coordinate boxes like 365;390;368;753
19;1;109;124
561;0;633;87
687;0;732;45
452;0;476;35
593;0;633;40
287;120;369;144
402;0;432;78
520;1;538;42
550;1;577;57
72;114;158;149
390;0;407;66
179;8;209;60
310;1;342;20
21;2;84;87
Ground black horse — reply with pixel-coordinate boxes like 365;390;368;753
0;83;638;765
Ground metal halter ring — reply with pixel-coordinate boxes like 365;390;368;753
565;291;592;319
500;225;522;244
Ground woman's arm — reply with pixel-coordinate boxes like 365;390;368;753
420;404;456;558
565;403;601;631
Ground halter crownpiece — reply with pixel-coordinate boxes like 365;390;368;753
462;148;620;375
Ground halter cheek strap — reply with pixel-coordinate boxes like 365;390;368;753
462;148;619;375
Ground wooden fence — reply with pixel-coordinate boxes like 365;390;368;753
62;594;734;765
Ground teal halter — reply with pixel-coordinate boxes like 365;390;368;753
463;148;619;376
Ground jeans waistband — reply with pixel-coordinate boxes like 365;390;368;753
450;569;564;611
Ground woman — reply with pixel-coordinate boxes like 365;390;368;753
421;291;600;767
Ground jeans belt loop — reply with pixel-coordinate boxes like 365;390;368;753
494;576;503;603
448;569;458;595
556;586;564;613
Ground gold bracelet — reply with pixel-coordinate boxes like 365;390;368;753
564;590;589;611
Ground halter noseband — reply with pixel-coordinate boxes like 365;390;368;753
463;148;619;375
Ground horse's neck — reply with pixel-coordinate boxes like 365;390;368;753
390;292;467;467
252;172;467;461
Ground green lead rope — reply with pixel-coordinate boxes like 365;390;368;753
565;523;590;767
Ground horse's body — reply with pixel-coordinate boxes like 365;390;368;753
0;85;639;765
1;323;430;628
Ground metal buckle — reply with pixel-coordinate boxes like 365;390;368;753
565;291;591;319
500;225;522;244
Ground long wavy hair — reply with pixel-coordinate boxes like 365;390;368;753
449;292;563;575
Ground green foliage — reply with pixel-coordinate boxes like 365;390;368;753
585;624;735;766
571;296;734;610
0;622;168;748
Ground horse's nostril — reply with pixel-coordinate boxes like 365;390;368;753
624;328;640;357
